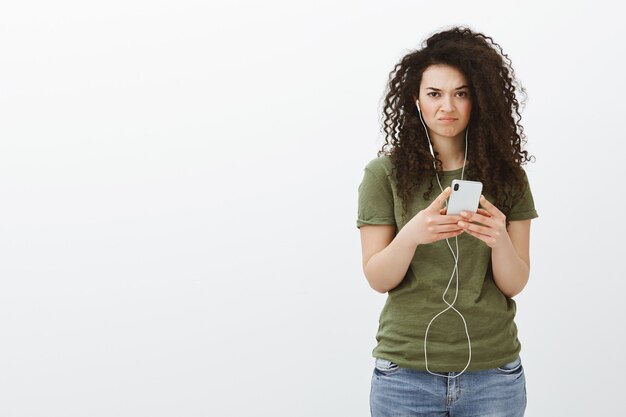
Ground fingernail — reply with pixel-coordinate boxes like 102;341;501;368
460;211;468;217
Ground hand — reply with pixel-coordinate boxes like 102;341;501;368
405;186;464;246
457;195;510;249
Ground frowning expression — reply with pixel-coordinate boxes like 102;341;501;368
414;64;472;140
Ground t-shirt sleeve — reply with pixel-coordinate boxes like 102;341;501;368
356;166;396;229
507;170;538;221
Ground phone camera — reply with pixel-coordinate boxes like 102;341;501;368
454;184;460;191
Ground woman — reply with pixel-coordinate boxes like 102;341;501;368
357;26;538;416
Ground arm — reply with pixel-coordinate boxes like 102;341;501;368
360;188;463;293
360;224;417;294
457;195;533;298
491;219;531;298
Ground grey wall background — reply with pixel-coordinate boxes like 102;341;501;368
1;0;623;416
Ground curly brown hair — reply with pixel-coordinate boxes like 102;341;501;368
378;25;535;225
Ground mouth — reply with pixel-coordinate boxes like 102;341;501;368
438;118;457;122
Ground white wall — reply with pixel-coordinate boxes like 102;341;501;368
0;0;623;416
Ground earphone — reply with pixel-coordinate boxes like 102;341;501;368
416;98;472;379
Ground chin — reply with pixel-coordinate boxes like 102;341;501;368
438;132;461;138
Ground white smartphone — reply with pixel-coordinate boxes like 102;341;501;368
446;179;483;215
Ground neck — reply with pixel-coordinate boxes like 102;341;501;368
430;130;467;171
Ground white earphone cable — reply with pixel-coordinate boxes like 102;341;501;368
417;100;472;379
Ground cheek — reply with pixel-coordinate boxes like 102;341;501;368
422;103;437;119
462;102;472;118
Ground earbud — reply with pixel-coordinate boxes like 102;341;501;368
415;99;421;113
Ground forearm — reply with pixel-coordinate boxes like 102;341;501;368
364;227;418;293
491;238;530;298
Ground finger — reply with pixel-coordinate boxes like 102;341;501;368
458;220;492;237
429;187;452;210
438;214;462;224
459;211;493;227
479;195;502;215
439;229;464;240
462;227;487;242
440;208;462;222
434;224;464;233
476;208;492;217
463;226;496;247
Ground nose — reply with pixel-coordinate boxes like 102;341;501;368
441;95;455;112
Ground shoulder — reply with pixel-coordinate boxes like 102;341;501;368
500;165;532;196
506;165;538;220
363;155;394;178
516;166;533;192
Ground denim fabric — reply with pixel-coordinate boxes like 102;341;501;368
370;356;526;417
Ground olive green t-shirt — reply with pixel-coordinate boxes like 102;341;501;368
356;156;538;371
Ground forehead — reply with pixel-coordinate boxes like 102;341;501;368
420;64;468;87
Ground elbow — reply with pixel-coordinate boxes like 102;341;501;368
365;275;389;294
370;281;389;294
364;272;390;294
363;262;386;294
504;274;530;298
504;288;521;298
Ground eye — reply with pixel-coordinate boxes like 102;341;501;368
457;91;469;97
427;92;439;97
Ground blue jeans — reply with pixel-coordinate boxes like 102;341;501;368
370;356;526;417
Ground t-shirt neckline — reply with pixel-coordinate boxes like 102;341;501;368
440;166;465;176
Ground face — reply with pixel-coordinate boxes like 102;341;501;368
414;64;472;140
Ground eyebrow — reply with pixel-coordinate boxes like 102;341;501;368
425;85;470;91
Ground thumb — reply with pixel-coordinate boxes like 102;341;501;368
430;186;451;210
